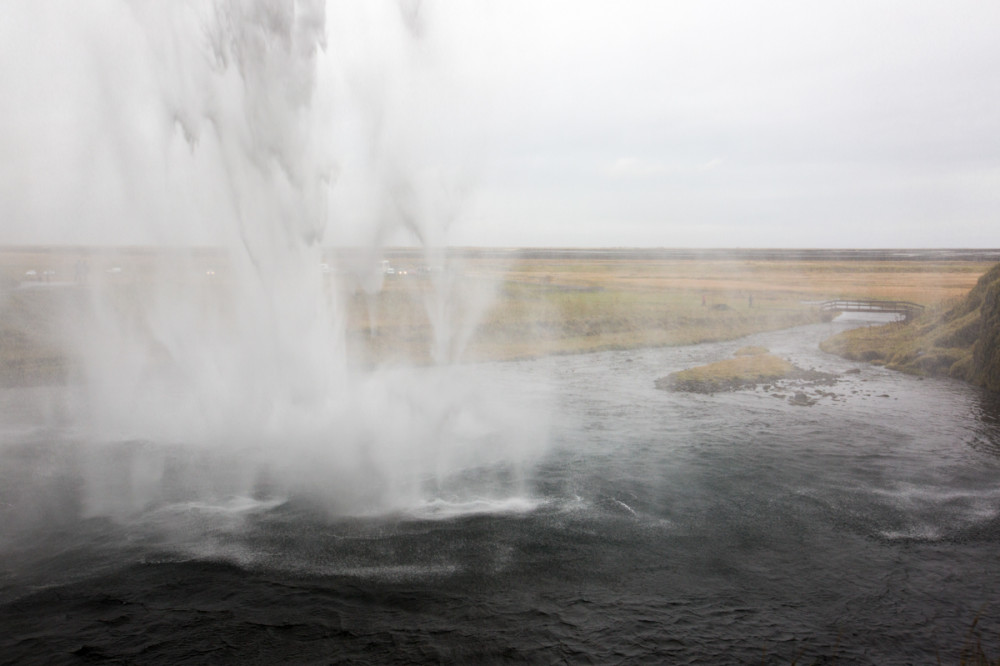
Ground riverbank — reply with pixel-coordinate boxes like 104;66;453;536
4;298;998;664
1;248;994;385
820;263;1000;392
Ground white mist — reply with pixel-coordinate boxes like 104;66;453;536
20;1;547;519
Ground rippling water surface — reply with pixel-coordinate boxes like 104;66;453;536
3;316;1000;664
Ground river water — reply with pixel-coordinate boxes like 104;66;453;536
2;315;1000;664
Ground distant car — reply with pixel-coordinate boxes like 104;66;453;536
320;263;330;274
106;267;122;274
206;269;216;276
24;270;37;278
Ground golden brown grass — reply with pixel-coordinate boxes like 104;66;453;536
819;262;1000;386
1;248;992;384
735;345;769;356
658;353;797;393
499;257;990;304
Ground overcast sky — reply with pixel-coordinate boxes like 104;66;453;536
2;1;999;248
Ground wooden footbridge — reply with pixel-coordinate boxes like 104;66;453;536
820;299;925;321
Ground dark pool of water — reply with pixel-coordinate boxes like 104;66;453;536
3;317;1000;664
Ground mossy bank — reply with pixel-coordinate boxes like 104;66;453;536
820;263;1000;392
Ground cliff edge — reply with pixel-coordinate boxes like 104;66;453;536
970;264;1000;391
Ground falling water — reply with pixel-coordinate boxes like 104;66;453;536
22;1;545;518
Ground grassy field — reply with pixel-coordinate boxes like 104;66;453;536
369;254;992;362
1;248;994;384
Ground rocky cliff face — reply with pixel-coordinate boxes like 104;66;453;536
970;263;1000;392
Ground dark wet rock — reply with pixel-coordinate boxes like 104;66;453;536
792;368;840;385
789;392;815;406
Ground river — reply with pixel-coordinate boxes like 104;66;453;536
2;314;1000;664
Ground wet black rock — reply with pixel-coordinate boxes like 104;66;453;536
789;392;815;406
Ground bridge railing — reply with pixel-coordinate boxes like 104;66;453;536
819;300;925;319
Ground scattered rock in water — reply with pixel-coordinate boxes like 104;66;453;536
844;368;862;375
789;392;816;406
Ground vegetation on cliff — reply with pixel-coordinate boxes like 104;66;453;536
971;264;1000;391
820;263;1000;392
